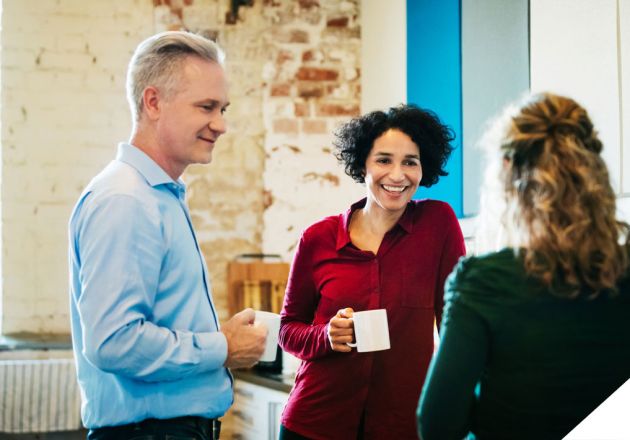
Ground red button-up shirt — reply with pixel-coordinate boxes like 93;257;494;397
279;199;466;440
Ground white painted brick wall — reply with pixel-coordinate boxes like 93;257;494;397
1;0;154;334
1;0;363;333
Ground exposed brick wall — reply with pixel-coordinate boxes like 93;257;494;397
261;0;364;258
1;0;154;334
0;0;362;334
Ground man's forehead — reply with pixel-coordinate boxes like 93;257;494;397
176;58;228;99
179;56;224;79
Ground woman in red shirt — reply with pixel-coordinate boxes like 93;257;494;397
279;104;466;440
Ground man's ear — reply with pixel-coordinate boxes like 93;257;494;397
142;86;161;120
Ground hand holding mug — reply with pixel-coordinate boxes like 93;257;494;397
328;307;354;352
222;308;268;369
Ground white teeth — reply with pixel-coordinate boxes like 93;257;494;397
383;185;405;192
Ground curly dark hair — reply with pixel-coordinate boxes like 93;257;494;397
333;104;455;187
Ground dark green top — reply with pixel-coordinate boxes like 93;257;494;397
417;248;630;440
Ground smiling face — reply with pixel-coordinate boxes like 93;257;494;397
364;129;422;216
154;56;229;178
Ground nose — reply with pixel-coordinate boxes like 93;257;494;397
389;164;404;182
209;113;227;135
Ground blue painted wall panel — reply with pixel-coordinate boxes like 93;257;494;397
407;0;463;217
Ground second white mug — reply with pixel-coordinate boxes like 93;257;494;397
346;308;390;353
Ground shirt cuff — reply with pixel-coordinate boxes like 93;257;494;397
194;331;229;371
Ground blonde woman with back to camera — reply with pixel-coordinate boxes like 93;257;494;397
417;93;630;440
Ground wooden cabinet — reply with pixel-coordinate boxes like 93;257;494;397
229;379;289;440
227;259;290;316
224;259;294;439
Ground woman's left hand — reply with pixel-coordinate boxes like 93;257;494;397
327;308;355;352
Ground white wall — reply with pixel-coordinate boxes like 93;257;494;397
360;0;406;113
530;0;630;222
530;0;621;192
461;0;529;216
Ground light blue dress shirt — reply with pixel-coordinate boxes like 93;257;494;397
69;143;232;429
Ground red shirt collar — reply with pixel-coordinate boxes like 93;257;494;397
335;198;414;251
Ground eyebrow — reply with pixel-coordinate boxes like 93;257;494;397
373;151;420;159
195;99;230;108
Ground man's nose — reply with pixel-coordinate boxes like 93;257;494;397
209;114;227;135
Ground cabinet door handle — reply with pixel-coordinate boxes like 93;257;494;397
234;388;254;399
232;409;254;425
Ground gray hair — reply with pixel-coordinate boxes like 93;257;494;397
126;31;225;122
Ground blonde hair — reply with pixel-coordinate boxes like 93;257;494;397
477;93;629;298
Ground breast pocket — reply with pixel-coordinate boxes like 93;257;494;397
316;271;370;320
401;264;435;309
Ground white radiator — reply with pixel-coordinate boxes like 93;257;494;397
0;358;81;433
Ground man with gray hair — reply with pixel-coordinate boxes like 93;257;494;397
69;31;267;440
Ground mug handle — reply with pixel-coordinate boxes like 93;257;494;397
345;316;356;348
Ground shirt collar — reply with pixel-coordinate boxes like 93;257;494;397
116;143;186;196
335;198;414;251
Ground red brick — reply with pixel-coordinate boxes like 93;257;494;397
295;102;310;117
297;83;324;98
303;172;340;186
316;103;360;117
273;118;299;135
183;0;194;5
263;189;274;210
302;119;327;134
277;50;294;64
289;30;309;44
327;16;349;27
296;67;338;81
302;50;314;62
299;0;320;8
270;83;291;97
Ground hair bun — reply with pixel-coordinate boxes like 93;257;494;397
540;101;602;154
546;117;584;138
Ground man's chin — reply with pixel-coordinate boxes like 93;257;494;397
194;153;213;165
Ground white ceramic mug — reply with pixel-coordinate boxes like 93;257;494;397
254;310;281;362
346;309;390;353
